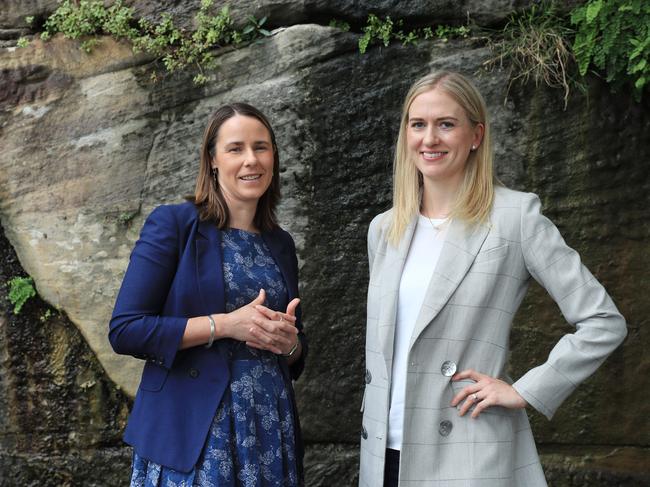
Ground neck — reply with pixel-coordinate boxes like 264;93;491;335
225;200;259;233
420;176;462;219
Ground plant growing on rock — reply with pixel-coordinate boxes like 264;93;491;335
7;276;37;314
358;14;471;54
485;1;576;107
328;19;350;32
28;0;270;85
571;0;649;99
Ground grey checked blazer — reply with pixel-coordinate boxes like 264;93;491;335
360;187;627;487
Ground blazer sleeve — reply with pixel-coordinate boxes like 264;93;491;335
108;205;188;370
367;213;383;270
512;193;627;419
286;232;308;381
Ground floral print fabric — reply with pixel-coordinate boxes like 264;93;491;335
130;228;297;487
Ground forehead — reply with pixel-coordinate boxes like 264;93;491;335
408;88;466;119
217;114;271;142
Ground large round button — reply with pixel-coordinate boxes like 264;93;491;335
361;425;368;440
440;360;457;377
365;369;372;384
189;368;200;379
438;420;453;437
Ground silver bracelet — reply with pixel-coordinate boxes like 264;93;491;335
205;314;216;348
281;338;299;357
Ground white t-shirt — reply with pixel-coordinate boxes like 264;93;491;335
387;214;448;450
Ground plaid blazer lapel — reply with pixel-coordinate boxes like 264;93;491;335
409;218;490;350
378;216;417;379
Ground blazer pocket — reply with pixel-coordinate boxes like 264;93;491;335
139;362;169;392
474;243;509;264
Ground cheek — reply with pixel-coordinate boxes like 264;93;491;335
406;132;420;150
262;154;275;172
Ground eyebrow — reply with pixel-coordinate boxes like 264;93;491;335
408;116;460;122
224;140;271;145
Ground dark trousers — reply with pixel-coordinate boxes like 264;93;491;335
384;448;400;487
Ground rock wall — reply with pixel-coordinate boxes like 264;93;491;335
1;1;648;485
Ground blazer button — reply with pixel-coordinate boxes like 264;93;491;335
361;425;368;440
365;369;372;384
189;368;200;379
439;420;453;437
440;360;457;377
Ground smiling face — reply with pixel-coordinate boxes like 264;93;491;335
406;88;484;189
212;114;275;209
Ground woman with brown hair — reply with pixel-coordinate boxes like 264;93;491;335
110;103;307;486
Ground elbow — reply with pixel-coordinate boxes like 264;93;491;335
616;316;628;346
108;317;134;355
108;323;124;355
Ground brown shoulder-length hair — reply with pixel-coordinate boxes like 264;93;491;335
190;102;280;232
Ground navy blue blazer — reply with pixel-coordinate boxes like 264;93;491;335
109;201;307;474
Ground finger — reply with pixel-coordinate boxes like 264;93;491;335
452;369;483;382
252;317;297;338
251;289;266;306
450;384;481;407
254;305;297;323
458;392;481;417
254;304;279;320
249;325;292;347
471;397;492;419
286;298;300;317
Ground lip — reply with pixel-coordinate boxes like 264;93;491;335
238;174;263;181
420;151;447;161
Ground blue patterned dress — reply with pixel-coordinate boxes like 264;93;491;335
130;228;298;487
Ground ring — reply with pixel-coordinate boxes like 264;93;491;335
472;393;479;401
279;316;284;322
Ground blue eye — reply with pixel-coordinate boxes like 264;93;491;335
440;121;454;129
410;121;425;129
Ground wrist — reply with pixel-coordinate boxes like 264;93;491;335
204;314;216;348
281;337;299;357
213;313;228;339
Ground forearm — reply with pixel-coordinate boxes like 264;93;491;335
180;314;227;350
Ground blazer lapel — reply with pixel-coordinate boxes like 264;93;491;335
408;218;490;350
195;220;226;314
378;217;417;377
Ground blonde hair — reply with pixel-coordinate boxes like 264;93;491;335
388;71;496;245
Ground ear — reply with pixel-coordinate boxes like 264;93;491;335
472;123;485;149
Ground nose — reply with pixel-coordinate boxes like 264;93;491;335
243;147;259;165
423;126;439;146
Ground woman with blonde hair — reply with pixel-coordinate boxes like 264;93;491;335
360;71;626;486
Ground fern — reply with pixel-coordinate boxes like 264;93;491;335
571;0;650;98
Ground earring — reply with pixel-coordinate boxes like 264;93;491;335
211;167;218;186
471;145;477;150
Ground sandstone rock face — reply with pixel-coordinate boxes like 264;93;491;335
1;1;648;485
1;0;540;33
0;224;131;486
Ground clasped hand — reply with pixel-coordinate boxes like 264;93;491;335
450;369;527;418
224;289;299;355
